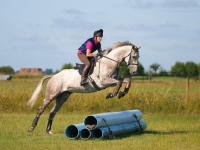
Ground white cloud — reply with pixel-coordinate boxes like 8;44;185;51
161;0;200;8
52;18;103;29
62;8;85;15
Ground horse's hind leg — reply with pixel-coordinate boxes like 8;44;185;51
46;91;72;134
28;98;54;132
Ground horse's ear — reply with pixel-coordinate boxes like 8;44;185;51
138;44;142;49
132;45;142;50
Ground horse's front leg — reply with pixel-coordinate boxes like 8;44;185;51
106;79;123;99
118;77;131;99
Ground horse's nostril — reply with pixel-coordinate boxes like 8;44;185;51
131;71;137;75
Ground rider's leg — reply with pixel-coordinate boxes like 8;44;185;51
81;64;90;85
77;52;91;85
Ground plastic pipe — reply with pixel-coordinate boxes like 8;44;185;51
64;123;85;139
92;120;147;139
84;109;142;130
80;128;92;140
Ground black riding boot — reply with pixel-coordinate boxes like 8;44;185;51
80;65;90;86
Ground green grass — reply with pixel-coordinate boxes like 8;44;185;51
0;76;200;149
0;76;200;114
0;113;199;150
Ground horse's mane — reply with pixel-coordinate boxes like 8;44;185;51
103;41;134;55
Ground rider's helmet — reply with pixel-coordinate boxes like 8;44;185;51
93;29;103;37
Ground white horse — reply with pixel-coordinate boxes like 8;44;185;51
26;41;141;134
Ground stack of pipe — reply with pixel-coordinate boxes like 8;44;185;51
64;109;147;140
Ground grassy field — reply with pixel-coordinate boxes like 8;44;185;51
0;113;199;150
0;76;200;150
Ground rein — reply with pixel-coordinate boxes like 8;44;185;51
96;48;138;79
102;48;138;67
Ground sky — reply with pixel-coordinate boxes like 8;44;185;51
0;0;200;72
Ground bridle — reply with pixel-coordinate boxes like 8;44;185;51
101;48;139;67
95;47;139;78
125;49;139;67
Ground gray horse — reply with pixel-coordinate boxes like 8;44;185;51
26;41;141;134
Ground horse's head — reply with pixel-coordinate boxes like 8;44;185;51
101;41;141;76
124;45;141;75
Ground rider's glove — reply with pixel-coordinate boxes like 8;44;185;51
96;53;103;57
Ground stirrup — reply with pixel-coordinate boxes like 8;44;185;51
80;78;88;86
80;80;88;86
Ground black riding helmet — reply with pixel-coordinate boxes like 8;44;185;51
93;29;103;37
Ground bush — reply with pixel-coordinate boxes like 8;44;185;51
0;66;15;74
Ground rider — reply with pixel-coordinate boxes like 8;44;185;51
77;29;103;86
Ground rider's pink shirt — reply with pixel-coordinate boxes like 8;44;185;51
78;50;84;54
86;40;97;50
78;39;100;55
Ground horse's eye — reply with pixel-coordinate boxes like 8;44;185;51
132;56;137;59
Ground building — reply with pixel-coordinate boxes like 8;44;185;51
19;68;43;75
0;75;12;80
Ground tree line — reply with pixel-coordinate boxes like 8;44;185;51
1;61;200;78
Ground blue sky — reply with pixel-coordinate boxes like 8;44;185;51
1;0;200;72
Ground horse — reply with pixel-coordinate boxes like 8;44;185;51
26;41;141;134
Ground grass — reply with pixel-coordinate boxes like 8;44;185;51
0;112;199;150
0;76;200;149
0;76;200;114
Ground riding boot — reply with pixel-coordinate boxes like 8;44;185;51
80;65;90;86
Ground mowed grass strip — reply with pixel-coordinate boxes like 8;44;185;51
0;113;199;150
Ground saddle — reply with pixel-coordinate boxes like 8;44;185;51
74;58;95;75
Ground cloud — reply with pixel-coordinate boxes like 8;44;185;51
161;0;200;8
11;35;40;42
52;18;104;29
63;8;85;15
121;0;157;9
7;35;58;53
122;0;199;9
114;22;180;33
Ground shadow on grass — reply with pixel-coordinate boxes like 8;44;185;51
113;129;188;140
143;130;187;135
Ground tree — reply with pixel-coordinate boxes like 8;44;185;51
0;66;15;74
150;63;160;74
54;63;73;74
119;61;145;77
137;61;145;75
44;69;53;75
54;69;60;74
185;61;198;78
171;62;185;77
61;63;73;70
158;67;168;76
120;61;129;77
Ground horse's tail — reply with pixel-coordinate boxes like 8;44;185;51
26;75;52;107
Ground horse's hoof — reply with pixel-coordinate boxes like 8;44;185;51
47;130;54;134
28;127;34;132
118;91;125;99
106;93;113;99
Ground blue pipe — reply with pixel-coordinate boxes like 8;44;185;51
92;120;147;139
80;128;91;140
84;109;142;130
64;123;85;139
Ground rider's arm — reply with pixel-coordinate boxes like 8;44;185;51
98;49;102;53
97;42;102;53
86;41;97;57
86;49;96;57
